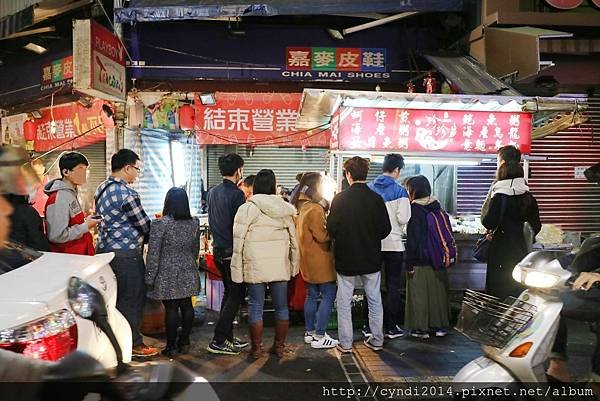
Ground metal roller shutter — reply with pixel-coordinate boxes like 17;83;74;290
134;131;204;216
41;141;107;213
456;161;496;216
207;146;331;190
456;97;600;234
528;97;600;234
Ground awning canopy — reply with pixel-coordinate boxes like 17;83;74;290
295;88;584;129
115;0;462;23
424;55;521;96
0;3;34;38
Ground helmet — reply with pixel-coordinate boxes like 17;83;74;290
0;146;39;196
584;162;600;184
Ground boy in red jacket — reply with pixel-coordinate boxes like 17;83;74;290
44;152;100;255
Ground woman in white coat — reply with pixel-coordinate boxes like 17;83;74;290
231;169;300;358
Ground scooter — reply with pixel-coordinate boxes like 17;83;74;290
42;277;220;401
452;249;585;391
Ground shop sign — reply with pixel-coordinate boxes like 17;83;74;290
41;56;74;91
335;107;532;154
194;92;330;147
29;100;108;152
0;114;27;146
284;47;389;80
73;19;126;102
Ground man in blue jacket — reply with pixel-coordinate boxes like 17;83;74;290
367;153;411;339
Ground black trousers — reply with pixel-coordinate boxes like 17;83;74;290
364;251;405;331
551;291;600;376
212;247;246;344
162;298;194;348
104;250;146;347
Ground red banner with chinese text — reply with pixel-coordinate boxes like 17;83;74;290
31;100;108;152
194;92;330;148
335;107;532;154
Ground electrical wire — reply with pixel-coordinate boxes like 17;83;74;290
31;123;104;162
196;121;329;145
192;125;330;146
94;0;134;64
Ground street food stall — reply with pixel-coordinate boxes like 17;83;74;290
297;89;582;291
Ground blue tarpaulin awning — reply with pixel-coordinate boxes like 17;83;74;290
115;0;462;23
0;5;34;39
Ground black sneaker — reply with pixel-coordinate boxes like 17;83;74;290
233;337;249;348
361;325;372;338
207;340;241;355
385;327;406;339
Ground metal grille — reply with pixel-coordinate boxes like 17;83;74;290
207;146;330;190
455;289;537;349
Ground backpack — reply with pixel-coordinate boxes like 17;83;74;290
425;209;457;269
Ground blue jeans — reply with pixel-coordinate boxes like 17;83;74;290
247;282;289;324
304;282;337;336
337;272;384;349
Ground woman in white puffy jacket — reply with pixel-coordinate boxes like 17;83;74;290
231;169;300;359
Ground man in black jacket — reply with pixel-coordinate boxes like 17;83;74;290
206;153;249;355
327;156;391;353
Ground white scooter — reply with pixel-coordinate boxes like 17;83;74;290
453;249;575;389
41;277;221;401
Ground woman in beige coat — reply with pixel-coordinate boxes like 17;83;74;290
291;172;339;350
231;169;300;358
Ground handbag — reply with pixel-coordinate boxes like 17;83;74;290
474;196;507;263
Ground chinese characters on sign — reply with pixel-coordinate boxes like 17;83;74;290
336;107;532;154
286;47;386;72
29;100;108;152
194;93;330;148
41;56;74;91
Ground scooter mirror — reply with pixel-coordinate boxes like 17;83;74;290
68;276;108;321
68;276;125;371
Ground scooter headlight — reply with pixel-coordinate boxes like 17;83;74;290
512;266;560;288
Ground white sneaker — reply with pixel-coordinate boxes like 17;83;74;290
311;334;339;349
304;331;316;344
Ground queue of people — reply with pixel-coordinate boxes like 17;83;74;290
3;144;596;370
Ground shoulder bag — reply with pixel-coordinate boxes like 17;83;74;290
473;196;507;263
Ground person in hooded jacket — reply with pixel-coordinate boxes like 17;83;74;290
367;153;411;339
291;172;339;350
481;161;541;300
231;169;300;358
404;175;451;339
44;152;100;255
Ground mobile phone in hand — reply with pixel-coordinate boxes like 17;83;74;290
91;215;104;221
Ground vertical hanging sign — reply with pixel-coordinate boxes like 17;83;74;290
73;19;126;102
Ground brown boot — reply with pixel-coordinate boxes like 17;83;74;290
249;322;263;359
270;320;289;358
